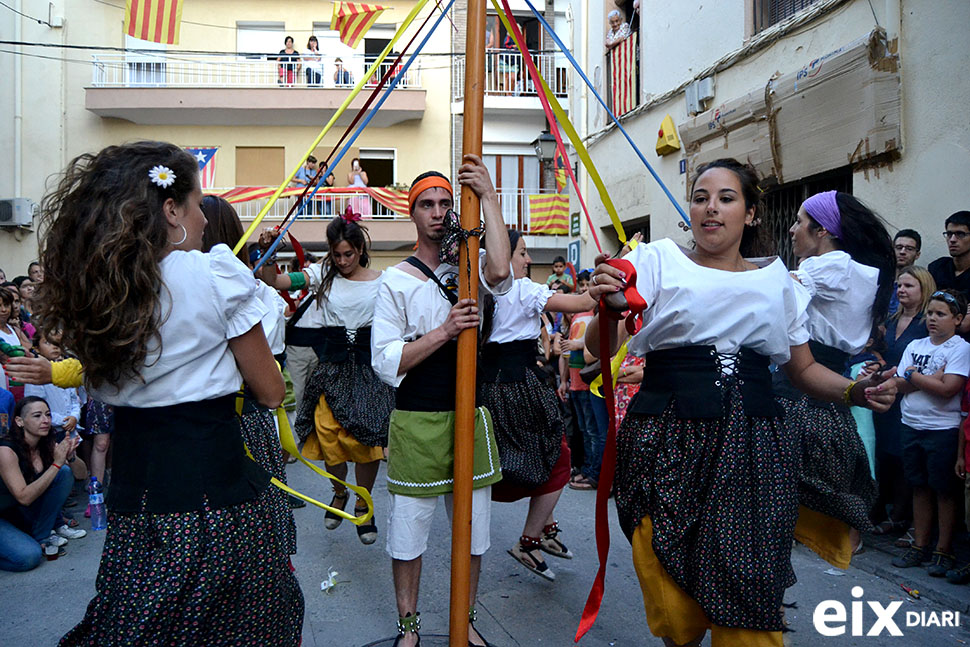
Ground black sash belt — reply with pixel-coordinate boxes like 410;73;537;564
479;339;542;383
773;340;850;405
628;346;781;419
396;340;462;412
108;395;269;513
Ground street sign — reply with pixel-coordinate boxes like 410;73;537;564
570;212;580;237
567;239;581;267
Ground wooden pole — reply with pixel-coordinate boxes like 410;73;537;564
451;0;486;643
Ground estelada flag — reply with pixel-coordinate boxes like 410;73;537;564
528;194;569;235
331;2;388;49
125;0;184;45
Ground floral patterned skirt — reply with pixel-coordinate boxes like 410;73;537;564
59;489;304;646
614;385;798;631
240;408;297;555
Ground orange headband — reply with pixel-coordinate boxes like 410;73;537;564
408;176;453;211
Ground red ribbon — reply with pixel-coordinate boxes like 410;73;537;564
576;258;646;642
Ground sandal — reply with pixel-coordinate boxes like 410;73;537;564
508;535;555;581
324;488;349;530
392;612;420;647
568;476;596;491
468;607;494;647
894;528;916;548
540;521;573;559
870;519;907;536
354;501;378;545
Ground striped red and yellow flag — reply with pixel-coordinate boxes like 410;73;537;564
331;3;388;49
124;0;184;45
528;194;569;235
609;32;637;116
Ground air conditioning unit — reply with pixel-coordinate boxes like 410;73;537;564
0;198;36;227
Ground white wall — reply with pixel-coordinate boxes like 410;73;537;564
581;0;970;267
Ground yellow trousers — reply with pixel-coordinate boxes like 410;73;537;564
631;516;783;647
301;393;383;465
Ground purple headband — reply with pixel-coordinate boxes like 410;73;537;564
803;190;842;240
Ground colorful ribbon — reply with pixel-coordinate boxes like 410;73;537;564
492;0;604;253
233;0;433;255
520;0;690;227
253;0;457;272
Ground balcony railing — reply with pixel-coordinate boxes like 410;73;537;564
453;50;567;101
90;53;422;89
224;190;409;222
497;188;565;234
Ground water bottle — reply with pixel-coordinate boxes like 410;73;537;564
88;477;107;531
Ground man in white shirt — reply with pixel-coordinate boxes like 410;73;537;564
371;154;511;647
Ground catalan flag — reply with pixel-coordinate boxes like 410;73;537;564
125;0;184;45
331;3;388;49
528;194;569;235
609;32;637;116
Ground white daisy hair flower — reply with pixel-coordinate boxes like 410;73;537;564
148;165;176;188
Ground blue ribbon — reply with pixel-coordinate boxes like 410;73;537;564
521;0;689;226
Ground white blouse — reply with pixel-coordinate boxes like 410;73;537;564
372;250;513;388
489;278;554;344
624;238;809;366
290;263;325;330
793;250;879;355
307;270;384;330
90;244;269;408
254;280;287;356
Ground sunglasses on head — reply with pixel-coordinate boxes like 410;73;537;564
931;290;959;306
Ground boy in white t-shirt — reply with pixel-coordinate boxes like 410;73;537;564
892;289;970;576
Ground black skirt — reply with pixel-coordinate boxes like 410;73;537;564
776;395;877;532
615;384;798;631
294;359;393;447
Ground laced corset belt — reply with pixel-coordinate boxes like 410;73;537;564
627;346;781;419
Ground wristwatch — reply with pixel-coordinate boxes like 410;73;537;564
903;368;916;381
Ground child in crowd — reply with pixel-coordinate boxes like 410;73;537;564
892;289;970;576
24;328;81;438
558;271;599;489
546;256;574;292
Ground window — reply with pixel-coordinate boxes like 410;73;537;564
752;0;821;33
236;22;285;59
125;35;166;87
236;147;285;186
359;149;396;187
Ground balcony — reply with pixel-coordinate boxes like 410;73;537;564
452;50;568;114
86;53;426;127
224;188;566;251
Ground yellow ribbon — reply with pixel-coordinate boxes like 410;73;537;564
236;396;374;525
490;0;626;244
233;0;432;255
590;340;629;399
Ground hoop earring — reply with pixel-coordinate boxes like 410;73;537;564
170;224;188;247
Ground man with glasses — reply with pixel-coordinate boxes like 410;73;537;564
929;211;970;334
890;229;922;314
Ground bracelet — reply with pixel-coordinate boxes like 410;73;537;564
842;381;858;407
51;463;62;471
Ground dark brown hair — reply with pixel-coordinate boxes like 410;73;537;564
317;216;372;304
690;158;771;258
37;141;199;389
8;397;54;482
201;195;248;264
